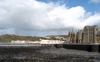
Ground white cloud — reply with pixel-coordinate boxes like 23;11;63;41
89;0;100;3
0;0;100;36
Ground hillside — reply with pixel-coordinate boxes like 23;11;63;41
0;34;68;42
47;35;68;38
0;34;44;42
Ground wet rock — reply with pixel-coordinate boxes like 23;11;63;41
0;46;100;62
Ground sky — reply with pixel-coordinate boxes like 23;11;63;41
0;0;100;36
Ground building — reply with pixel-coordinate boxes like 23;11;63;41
83;25;99;43
45;35;67;41
66;37;71;43
96;31;100;43
11;40;29;43
67;25;100;43
68;29;83;43
68;29;77;43
76;30;83;43
39;39;65;44
11;39;65;44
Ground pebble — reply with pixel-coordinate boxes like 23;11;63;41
0;46;100;62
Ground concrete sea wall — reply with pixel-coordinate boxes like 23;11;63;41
54;44;100;52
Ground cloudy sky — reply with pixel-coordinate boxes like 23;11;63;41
0;0;100;36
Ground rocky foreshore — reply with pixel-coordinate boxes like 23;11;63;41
0;46;100;62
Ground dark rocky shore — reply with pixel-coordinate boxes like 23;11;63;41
0;46;100;62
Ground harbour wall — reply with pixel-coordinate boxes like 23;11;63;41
54;44;100;52
42;44;100;52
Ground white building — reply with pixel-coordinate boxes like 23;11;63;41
39;39;65;44
11;39;65;44
11;40;28;43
